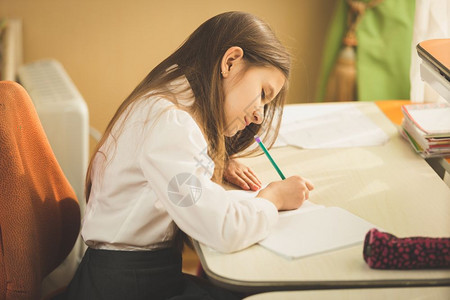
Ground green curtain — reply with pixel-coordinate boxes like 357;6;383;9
316;0;416;101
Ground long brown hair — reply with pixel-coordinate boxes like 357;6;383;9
85;11;291;202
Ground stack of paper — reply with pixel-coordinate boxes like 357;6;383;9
401;103;450;158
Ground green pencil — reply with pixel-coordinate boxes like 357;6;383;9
254;135;286;180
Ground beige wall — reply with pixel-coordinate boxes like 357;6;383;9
0;0;336;136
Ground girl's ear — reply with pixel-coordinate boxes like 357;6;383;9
220;47;244;78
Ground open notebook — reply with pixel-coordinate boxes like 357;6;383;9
227;190;378;259
260;201;378;259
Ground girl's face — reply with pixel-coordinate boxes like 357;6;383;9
222;60;286;137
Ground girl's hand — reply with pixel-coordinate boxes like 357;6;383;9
257;175;314;211
223;158;262;191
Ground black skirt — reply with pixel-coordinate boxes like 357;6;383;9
64;247;240;300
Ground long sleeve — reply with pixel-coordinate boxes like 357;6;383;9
140;101;278;253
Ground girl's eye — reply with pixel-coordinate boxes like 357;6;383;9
261;89;266;100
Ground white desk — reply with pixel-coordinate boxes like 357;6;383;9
193;102;450;293
244;287;450;300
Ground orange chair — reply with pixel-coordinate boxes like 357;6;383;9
0;81;81;300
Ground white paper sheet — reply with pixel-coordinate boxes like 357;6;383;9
275;103;389;149
259;207;378;259
402;103;450;135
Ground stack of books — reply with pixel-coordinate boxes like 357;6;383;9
401;103;450;158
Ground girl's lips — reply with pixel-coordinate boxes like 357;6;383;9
244;116;250;126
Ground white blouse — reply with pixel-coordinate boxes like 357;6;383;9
82;83;278;253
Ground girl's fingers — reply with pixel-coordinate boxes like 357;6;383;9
225;172;250;190
304;188;309;201
305;179;314;191
224;159;262;191
236;171;259;191
243;169;262;189
246;168;262;185
235;176;251;190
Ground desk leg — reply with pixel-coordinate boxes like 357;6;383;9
426;158;446;179
426;157;450;188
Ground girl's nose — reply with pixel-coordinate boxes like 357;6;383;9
252;108;264;125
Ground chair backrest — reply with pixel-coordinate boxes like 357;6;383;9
0;81;81;300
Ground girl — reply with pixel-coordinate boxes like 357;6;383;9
66;11;314;299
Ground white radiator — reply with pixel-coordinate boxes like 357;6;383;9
18;59;89;210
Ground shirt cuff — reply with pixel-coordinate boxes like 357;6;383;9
253;197;279;228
